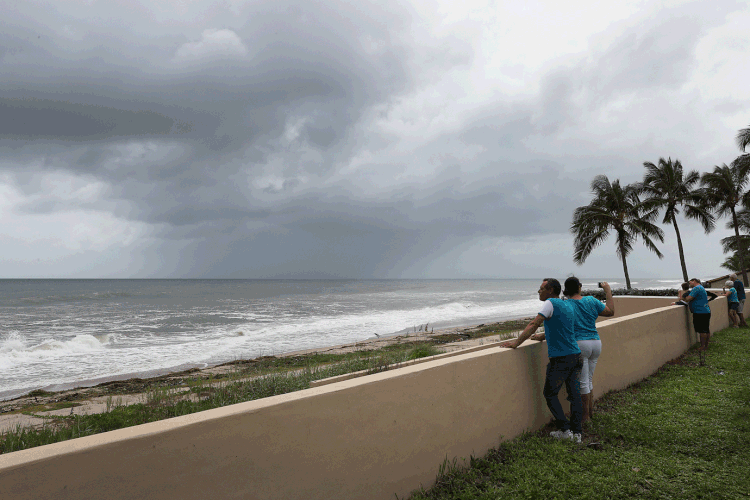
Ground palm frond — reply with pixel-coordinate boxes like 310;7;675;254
720;234;750;254
737;124;750;152
572;174;665;269
682;204;715;233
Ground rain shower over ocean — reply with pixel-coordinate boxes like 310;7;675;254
0;278;679;400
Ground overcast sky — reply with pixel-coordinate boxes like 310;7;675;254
1;0;748;280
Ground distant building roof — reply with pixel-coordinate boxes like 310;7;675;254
706;269;750;287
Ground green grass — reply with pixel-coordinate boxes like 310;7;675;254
0;342;442;454
406;327;750;499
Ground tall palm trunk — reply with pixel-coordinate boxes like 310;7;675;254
619;236;632;289
671;217;689;282
731;206;749;285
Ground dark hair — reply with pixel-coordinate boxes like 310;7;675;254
543;278;561;296
563;276;582;297
681;282;690;291
689;278;701;284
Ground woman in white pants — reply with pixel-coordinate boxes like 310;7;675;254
563;277;615;423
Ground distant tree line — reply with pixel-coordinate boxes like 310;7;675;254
571;123;750;289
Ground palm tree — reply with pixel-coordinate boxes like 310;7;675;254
737;124;750;152
721;253;744;272
640;157;715;282
700;159;750;284
719;209;750;274
735;124;750;178
571;175;665;289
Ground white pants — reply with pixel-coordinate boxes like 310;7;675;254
577;339;602;395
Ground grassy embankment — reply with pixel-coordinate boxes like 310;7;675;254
406;326;750;499
0;319;529;455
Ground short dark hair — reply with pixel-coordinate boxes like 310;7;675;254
563;276;581;297
543;278;561;296
689;278;701;283
681;282;690;290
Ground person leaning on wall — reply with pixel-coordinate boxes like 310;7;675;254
498;278;584;443
546;277;615;424
677;278;716;367
672;281;717;307
730;273;748;327
723;280;740;328
675;282;690;305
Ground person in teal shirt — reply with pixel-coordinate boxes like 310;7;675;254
500;278;583;442
562;277;615;423
723;280;740;328
730;273;747;326
683;278;712;366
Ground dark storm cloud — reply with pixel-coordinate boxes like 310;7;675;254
0;97;194;140
135;165;582;278
0;0;745;278
0;0;416;158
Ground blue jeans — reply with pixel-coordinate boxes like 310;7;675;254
543;353;583;434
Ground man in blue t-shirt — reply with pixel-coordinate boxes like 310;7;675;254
500;278;583;442
683;278;712;366
731;274;747;327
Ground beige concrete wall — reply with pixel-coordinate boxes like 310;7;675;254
0;297;737;500
596;296;677;322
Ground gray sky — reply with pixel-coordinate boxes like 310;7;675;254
1;0;748;280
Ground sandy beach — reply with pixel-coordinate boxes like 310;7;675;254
0;317;533;434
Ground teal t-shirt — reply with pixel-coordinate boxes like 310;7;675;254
540;298;580;358
688;285;710;314
728;287;739;303
571;296;605;341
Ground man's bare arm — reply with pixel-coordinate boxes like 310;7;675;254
499;315;545;349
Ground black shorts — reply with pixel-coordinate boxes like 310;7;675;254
729;302;740;311
693;313;711;334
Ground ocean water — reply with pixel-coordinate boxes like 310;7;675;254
0;278;680;400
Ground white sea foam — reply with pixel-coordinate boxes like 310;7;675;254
211;297;543;362
0;331;26;353
19;334;106;353
93;333;118;344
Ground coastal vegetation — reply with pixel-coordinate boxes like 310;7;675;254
573;123;750;288
0;319;529;455
405;326;750;499
0;344;439;454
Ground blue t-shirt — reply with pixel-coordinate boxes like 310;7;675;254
688;285;711;314
539;298;580;358
734;280;746;301
728;287;739;303
571;296;605;341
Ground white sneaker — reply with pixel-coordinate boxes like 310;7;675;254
571;433;582;443
550;429;572;439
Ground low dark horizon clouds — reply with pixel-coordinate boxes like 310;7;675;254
1;0;748;279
